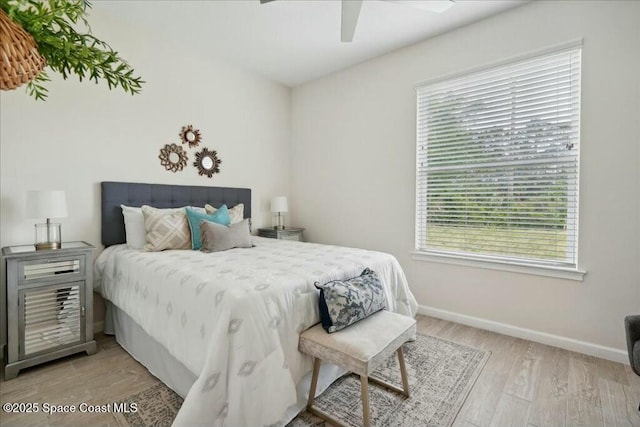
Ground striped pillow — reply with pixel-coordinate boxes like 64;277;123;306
142;205;191;251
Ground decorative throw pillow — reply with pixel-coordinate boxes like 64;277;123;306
315;268;387;333
142;205;191;251
185;206;231;250
205;203;244;224
199;219;252;253
121;205;188;249
121;205;146;249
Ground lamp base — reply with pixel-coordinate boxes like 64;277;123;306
273;212;286;230
34;222;62;251
35;241;62;251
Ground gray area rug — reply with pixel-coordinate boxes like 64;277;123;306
113;383;182;427
114;333;489;427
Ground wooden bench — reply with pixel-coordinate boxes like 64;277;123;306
299;310;416;427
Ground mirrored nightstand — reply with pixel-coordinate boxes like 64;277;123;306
2;241;97;379
258;227;305;242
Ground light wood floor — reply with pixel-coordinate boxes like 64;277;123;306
1;315;639;427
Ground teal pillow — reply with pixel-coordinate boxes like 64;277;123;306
186;206;231;250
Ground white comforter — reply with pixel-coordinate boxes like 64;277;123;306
95;237;417;427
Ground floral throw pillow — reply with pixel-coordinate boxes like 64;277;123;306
315;268;387;333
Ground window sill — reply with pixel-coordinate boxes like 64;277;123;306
411;251;586;281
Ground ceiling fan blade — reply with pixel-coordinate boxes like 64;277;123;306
260;0;276;3
341;0;363;43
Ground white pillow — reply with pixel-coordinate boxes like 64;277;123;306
121;205;146;249
121;205;203;249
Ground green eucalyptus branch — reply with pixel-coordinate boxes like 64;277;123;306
1;0;144;100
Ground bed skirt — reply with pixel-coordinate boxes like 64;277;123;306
104;301;347;425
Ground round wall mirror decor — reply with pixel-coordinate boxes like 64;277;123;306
194;147;222;178
180;124;202;148
159;143;188;172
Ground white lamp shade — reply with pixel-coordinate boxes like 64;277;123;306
26;190;68;219
270;196;288;213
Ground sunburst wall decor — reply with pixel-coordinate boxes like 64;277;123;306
180;125;201;148
194;147;222;178
159;143;188;172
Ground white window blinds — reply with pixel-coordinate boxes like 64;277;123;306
416;46;581;267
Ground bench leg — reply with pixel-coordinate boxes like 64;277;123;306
361;374;371;427
367;345;411;398
305;348;409;427
397;346;410;397
307;357;321;409
306;357;349;427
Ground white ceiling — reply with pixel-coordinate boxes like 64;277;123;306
96;0;528;87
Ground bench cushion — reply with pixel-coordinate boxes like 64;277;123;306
299;310;416;376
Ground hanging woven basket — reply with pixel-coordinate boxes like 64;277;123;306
0;9;46;91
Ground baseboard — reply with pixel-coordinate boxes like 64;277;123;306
417;305;629;364
93;320;104;334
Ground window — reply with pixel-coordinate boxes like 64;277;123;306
415;46;581;269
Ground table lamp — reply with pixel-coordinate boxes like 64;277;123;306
270;196;288;230
26;190;67;250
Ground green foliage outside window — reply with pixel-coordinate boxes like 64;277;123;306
424;95;572;231
422;95;574;260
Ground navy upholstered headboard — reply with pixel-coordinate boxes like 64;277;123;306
101;181;251;247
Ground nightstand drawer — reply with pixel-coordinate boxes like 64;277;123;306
17;254;86;286
279;232;302;241
19;281;85;358
258;227;305;241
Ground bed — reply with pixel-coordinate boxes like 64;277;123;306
95;181;418;426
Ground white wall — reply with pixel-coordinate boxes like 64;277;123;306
291;1;640;358
0;6;292;335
